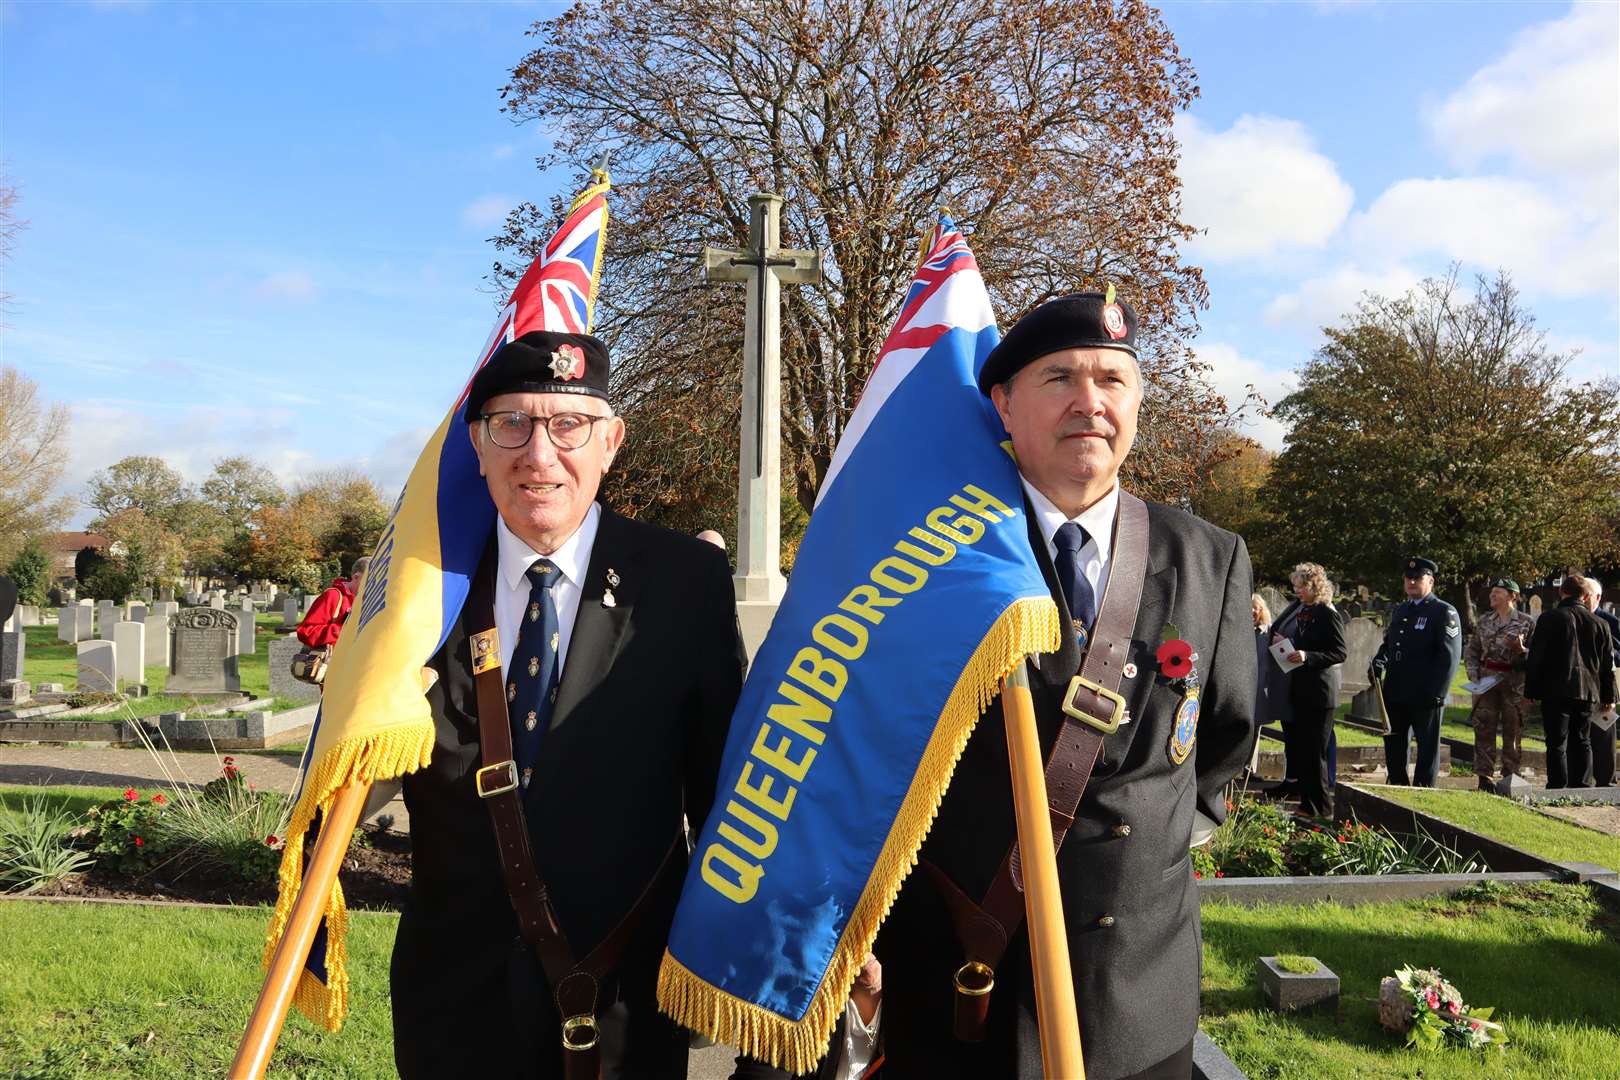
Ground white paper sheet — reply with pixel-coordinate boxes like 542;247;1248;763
1461;674;1503;696
1270;637;1304;672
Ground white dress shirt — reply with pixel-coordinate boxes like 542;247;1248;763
1022;478;1119;605
493;504;601;678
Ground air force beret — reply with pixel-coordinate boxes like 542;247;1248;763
978;291;1138;396
1403;556;1439;578
462;331;611;424
1489;577;1521;594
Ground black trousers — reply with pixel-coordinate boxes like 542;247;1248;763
1542;699;1594;789
1591;718;1617;786
1384;703;1443;787
1291;705;1335;816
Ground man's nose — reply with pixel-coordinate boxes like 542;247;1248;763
519;425;561;467
1067;379;1106;416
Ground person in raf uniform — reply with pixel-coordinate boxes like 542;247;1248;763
1463;578;1536;789
1372;557;1462;787
389;330;746;1079
866;293;1256;1080
1580;576;1619;786
1524;574;1616;789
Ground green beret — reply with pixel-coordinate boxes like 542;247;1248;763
1489;578;1521;594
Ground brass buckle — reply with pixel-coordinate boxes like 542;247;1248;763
561;1014;600;1051
954;960;994;997
475;760;519;798
1062;675;1125;735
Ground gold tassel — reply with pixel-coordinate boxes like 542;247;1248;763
657;596;1060;1072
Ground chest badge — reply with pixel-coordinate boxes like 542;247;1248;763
471;628;500;675
1415;617;1427;630
1168;689;1199;765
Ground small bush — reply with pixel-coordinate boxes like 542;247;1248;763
154;758;289;885
0;792;95;893
85;788;176;875
1199;796;1486;878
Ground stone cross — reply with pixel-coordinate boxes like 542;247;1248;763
703;193;823;604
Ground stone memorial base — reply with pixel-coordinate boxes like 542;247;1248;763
154;702;317;750
736;600;780;664
1257;956;1339;1012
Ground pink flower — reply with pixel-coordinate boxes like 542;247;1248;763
1214;871;1225;878
1448;1000;1461;1016
1425;988;1439;1009
150;793;167;806
122;788;138;802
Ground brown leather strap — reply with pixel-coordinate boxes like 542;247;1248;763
940;492;1153;978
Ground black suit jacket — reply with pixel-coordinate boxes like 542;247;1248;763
875;497;1255;1080
1525;598;1616;706
1279;601;1346;714
391;507;746;1078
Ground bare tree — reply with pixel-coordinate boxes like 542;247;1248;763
0;366;73;563
495;0;1239;526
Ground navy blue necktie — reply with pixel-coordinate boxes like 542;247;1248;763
508;559;562;792
1054;522;1097;643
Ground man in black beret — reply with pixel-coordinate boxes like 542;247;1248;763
390;330;746;1078
869;291;1257;1080
1372;557;1462;787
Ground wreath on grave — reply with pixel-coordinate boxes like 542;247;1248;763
1379;965;1506;1051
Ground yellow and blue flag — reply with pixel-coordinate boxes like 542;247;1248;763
264;169;611;1030
657;219;1061;1071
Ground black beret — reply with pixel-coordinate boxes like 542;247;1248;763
978;291;1138;395
462;331;610;424
1489;577;1521;594
1403;556;1439;577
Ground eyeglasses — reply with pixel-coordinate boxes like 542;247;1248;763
481;411;610;451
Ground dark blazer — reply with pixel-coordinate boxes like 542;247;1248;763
875;497;1256;1080
391;507;746;1079
1282;601;1346;713
1524;598;1616;706
1595;607;1620;666
1374;594;1462;707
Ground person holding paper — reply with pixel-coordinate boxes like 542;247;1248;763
1274;563;1345;818
1524;574;1615;789
1463;578;1535;788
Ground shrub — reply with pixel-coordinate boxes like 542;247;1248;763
153;758;289;885
0;792;94;894
85;788;176;875
1209;798;1293;877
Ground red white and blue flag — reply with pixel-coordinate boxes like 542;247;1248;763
658;218;1061;1072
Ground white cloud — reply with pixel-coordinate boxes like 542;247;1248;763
253;270;317;303
461;194;514;230
1193;343;1293;450
1346;176;1616;296
1428;2;1619;201
1264;265;1423;330
1176;114;1355;261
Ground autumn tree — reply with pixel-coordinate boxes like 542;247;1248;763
200;456;285;528
292;468;390;572
0;366;74;563
84;455;188;523
87;508;187;601
1258;270;1620;626
1187;434;1283;579
496;0;1239;529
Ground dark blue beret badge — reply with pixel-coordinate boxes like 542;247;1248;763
1168;690;1199;766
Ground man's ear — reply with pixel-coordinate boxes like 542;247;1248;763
467;422;486;478
601;416;626;469
989;379;1014;430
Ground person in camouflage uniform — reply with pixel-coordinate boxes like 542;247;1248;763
1464;578;1536;786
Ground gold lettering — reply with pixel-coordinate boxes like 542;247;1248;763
813;613;869;661
896;526;956;566
872;557;928;593
927;505;986;545
752;721;817;783
838;584;901;626
787;647;847;702
718;799;780;859
701;841;763;904
736;762;797;820
767;681;832;744
950;483;1014;523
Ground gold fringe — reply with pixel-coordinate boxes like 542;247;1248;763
262;720;436;1031
657;596;1061;1073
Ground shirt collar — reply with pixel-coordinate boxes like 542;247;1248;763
496;502;601;592
1021;478;1119;562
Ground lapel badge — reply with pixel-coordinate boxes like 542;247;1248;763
1122;662;1138;680
603;567;620;607
470;629;500;675
1168;688;1199;765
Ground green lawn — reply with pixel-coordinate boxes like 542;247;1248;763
1372;787;1620;870
21;621;307;720
0;901;397;1078
0;784;133;818
1332;701;1549;752
1202;882;1620;1079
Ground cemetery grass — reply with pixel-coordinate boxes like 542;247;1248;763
1200;882;1620;1080
1374;788;1620;870
0;900;397;1078
1332;701;1548;751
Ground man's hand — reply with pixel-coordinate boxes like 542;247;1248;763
1287;650;1304;665
1509;634;1527;655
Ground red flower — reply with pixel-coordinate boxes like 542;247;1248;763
151;793;167;806
1425;988;1439;1009
265;834;280;847
1193;871;1202;879
1214;871;1225;878
222;756;235;765
1447;1000;1461;1016
133;836;144;847
122;788;138;802
1337;834;1348;842
1156;639;1194;679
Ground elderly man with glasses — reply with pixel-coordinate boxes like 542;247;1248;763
389;330;746;1079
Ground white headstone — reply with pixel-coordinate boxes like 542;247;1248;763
113;621;146;686
281;597;300;626
209;594;226;610
97;600;118;639
77;640;117;693
57;606;82;643
17;605;39;627
129;602;148;625
268;637;320;703
238;605;256;654
149;602;177;667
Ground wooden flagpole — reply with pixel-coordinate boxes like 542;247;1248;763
229;780;371;1080
1001;665;1084;1078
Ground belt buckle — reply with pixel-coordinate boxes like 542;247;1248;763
561;1014;600;1051
1062;675;1125;735
475;760;519;798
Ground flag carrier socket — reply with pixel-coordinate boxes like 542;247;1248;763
1062;675;1126;735
953;960;996;1042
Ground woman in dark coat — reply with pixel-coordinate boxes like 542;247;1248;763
1273;562;1346;817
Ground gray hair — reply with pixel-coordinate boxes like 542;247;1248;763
1583;576;1604;597
351;556;372;579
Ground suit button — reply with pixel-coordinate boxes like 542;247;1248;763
1112;823;1132;837
1098;915;1116;928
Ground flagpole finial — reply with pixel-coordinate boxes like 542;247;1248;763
591;151;612;186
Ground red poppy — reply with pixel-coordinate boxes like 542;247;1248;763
122;788;138;802
1193;871;1202;879
222;756;235;765
1156;639;1194;679
265;834;280;847
151;793;167;806
133;836;144;847
1214;871;1225;878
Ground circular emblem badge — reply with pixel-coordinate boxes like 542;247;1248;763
1168;692;1199;765
1102;303;1127;341
550;344;586;381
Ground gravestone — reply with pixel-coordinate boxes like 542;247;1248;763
0;680;30;706
58;606;82;643
1339;617;1382;694
268;637;320;703
0;629;24;682
1259;585;1288;622
237;601;256;654
159;585;175;602
209;594;225;610
77;640;117;694
17;605;39;627
167;608;241;693
97;600;118;639
147;602;176;667
281;597;300;626
184;591;202;606
113;621;146;687
129;602;148;625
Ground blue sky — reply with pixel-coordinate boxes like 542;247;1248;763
3;1;1615;525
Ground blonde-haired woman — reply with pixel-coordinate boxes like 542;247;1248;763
1270;563;1346;817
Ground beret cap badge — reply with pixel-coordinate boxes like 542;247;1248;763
550;344;586;381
